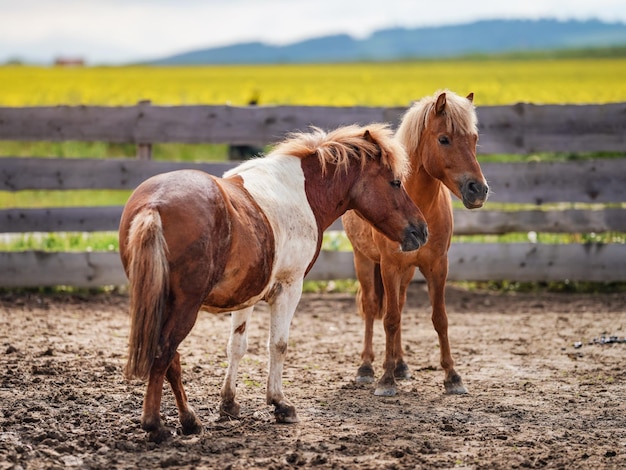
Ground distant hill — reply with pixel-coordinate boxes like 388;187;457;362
150;19;626;65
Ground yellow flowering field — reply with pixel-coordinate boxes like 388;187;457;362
1;58;626;107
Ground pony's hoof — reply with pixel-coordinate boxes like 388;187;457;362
219;400;241;420
394;362;412;380
180;414;203;435
147;427;174;444
374;376;398;396
274;403;299;424
356;364;375;383
444;373;468;394
374;385;397;396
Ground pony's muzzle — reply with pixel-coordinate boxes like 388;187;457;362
401;222;428;252
461;179;489;209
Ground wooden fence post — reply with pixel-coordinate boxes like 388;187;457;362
136;100;152;160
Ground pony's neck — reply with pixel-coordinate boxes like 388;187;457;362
404;141;444;213
300;158;353;239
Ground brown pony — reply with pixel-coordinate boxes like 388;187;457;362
118;123;428;441
342;90;489;396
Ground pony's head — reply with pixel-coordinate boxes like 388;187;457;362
275;124;427;252
397;90;489;209
344;124;427;252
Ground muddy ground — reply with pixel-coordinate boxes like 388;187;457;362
0;284;624;469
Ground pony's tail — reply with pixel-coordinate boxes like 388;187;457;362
356;263;385;321
124;208;169;381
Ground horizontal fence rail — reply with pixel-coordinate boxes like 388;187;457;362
1;159;626;235
1;102;626;153
1;103;625;287
0;242;622;288
2;158;626;202
4;206;626;235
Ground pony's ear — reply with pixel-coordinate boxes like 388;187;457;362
466;92;474;103
435;92;447;114
363;129;375;143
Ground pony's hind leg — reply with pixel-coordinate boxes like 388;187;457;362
220;306;254;419
423;258;467;394
142;300;202;442
142;355;175;443
166;351;202;435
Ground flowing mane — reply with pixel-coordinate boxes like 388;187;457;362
271;123;410;180
396;89;478;155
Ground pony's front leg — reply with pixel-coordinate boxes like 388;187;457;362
266;281;302;423
392;267;416;381
353;251;380;383
220;306;254;419
375;263;405;397
424;257;467;394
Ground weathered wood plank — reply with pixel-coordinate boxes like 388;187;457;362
480;159;626;204
0;104;404;146
2;157;625;204
0;206;123;232
0;251;123;287
305;250;355;281
0;157;235;191
2;243;625;287
1;103;625;153
445;242;626;282
133;105;406;145
3;206;625;234
477;103;626;154
453;208;626;234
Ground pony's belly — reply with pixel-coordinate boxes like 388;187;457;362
200;259;272;312
199;292;265;314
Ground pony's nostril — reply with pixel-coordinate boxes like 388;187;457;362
466;180;488;198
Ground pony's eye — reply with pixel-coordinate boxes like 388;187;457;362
390;179;402;188
438;135;450;145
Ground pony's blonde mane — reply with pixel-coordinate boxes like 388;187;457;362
396;89;478;155
271;123;410;180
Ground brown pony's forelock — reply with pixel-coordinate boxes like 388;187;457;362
271;123;410;180
396;89;478;156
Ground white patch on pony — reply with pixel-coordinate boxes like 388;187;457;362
225;155;317;420
224;154;318;284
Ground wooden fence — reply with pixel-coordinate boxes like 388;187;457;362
1;102;625;287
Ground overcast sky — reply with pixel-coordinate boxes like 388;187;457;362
2;0;626;64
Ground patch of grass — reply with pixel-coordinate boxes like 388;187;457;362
477;151;626;163
0;190;132;208
0;285;124;296
0;140;230;161
302;279;359;294
242;374;262;388
0;232;119;252
454;280;626;294
452;231;626;244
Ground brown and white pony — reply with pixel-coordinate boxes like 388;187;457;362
343;91;489;396
118;123;428;441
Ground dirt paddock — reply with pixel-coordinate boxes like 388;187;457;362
0;284;624;469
